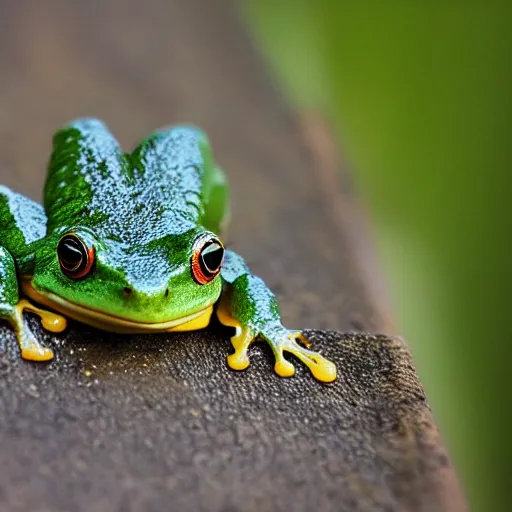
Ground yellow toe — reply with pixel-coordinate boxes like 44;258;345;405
274;359;295;377
41;314;67;333
21;345;54;362
297;333;312;348
309;358;337;383
227;352;250;371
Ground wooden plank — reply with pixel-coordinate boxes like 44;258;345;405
0;0;465;510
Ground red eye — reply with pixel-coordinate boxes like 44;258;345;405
191;234;224;285
57;233;95;279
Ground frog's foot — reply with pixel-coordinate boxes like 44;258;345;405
217;300;254;371
225;324;336;383
226;326;254;371
17;299;67;333
19;332;54;362
263;329;337;383
7;303;55;362
218;299;336;382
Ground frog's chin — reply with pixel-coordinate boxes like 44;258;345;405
20;280;214;334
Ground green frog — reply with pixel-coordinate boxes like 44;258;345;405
0;119;336;382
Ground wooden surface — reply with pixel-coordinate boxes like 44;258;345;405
0;0;465;510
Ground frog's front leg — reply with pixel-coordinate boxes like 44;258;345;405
217;251;337;383
0;247;62;361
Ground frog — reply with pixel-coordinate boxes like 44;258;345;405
0;118;336;382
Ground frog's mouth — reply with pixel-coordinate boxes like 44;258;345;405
20;280;213;334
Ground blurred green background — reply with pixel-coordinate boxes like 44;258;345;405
243;1;511;510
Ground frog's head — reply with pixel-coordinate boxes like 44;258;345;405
26;225;224;331
23;118;226;332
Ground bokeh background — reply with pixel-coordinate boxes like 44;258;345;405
243;1;511;510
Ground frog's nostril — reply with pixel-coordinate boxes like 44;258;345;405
164;288;170;298
123;287;133;296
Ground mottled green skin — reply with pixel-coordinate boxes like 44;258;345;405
0;188;47;317
0;119;335;381
0;248;19;317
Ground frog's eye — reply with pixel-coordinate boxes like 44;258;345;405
57;234;95;279
191;234;225;285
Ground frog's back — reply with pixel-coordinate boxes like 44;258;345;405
44;118;227;242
